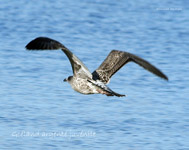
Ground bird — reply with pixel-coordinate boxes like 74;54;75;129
25;37;168;97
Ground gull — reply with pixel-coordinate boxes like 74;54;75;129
26;37;168;97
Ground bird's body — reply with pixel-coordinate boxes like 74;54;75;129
64;75;125;97
66;76;98;95
26;37;168;97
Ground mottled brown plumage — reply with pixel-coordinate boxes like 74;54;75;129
92;50;168;84
26;37;168;97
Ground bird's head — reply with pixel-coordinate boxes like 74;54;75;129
63;76;73;82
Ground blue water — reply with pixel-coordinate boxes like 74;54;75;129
0;0;188;149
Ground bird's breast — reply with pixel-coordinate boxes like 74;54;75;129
69;77;99;94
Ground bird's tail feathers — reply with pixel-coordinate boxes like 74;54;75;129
88;79;125;97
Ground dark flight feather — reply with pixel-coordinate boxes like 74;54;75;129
26;37;92;78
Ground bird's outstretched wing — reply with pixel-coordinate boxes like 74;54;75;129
26;37;92;79
92;50;168;84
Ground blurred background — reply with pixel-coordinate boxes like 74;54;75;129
0;0;188;149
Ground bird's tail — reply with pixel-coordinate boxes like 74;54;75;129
88;79;125;97
109;90;126;97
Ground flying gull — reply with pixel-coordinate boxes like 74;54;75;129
26;37;168;97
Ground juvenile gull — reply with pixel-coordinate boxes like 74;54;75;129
26;37;168;97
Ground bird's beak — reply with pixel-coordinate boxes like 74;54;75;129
63;78;67;82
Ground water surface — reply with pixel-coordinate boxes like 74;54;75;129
0;0;188;149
